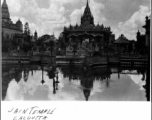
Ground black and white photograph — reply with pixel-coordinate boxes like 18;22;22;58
1;0;151;119
1;0;151;102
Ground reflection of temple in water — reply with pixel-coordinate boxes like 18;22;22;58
136;68;150;101
2;64;150;101
2;66;22;100
2;74;12;100
60;65;150;101
23;68;30;82
46;66;59;94
60;66;112;101
2;65;38;100
143;69;150;101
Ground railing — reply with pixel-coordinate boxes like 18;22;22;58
109;57;119;62
2;52;30;58
119;54;148;59
2;56;30;60
87;57;107;63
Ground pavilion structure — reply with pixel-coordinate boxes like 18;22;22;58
62;0;115;56
114;34;130;53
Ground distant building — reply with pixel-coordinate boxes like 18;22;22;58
128;40;137;54
38;34;57;55
136;30;146;54
31;30;38;47
34;30;38;41
2;0;23;52
114;34;130;53
136;16;150;54
136;30;146;45
62;0;115;56
2;0;23;40
143;16;150;48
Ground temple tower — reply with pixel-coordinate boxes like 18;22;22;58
81;0;94;25
2;0;10;22
136;30;141;42
34;30;38;40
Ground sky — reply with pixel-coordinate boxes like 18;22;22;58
1;0;151;40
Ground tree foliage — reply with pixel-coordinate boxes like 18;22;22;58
24;22;30;35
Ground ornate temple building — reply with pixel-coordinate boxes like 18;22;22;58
38;34;57;51
2;0;23;52
62;0;115;56
114;34;130;53
2;0;23;39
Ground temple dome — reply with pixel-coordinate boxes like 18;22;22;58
16;19;22;25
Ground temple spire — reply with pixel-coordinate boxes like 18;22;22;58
2;0;10;20
87;0;89;7
137;29;140;33
85;0;90;13
2;0;8;9
137;29;140;35
83;89;91;101
81;0;94;25
3;0;6;4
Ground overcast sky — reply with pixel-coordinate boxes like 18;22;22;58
1;0;151;40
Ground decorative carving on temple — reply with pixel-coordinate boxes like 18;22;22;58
62;0;114;56
64;23;111;32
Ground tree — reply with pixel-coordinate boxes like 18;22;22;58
23;22;32;53
24;22;30;36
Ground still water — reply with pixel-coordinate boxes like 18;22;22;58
2;65;149;101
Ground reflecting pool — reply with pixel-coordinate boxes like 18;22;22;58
2;64;150;101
